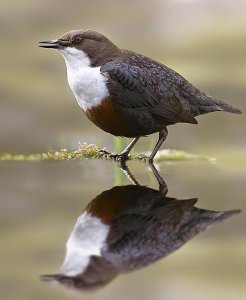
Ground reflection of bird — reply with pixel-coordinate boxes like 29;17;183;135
41;183;240;291
39;30;242;163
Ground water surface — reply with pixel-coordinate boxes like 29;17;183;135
0;159;245;300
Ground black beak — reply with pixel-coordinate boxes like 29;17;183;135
40;274;62;282
38;40;60;49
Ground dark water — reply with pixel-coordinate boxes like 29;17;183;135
0;159;245;300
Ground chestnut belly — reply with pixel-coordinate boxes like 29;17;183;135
84;98;161;137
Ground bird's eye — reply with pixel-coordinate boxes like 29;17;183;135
75;36;82;43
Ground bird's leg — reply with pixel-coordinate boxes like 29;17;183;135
109;137;140;162
118;156;168;193
117;161;140;185
119;137;140;159
148;128;168;164
98;137;140;162
148;162;168;195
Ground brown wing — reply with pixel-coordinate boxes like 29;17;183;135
108;198;198;253
101;59;197;124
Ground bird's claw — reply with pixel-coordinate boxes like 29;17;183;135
98;149;112;156
98;149;129;162
109;153;129;162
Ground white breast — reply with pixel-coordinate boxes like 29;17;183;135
59;47;109;111
60;211;110;276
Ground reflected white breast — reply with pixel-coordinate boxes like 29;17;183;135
60;211;110;276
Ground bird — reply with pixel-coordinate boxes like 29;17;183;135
41;181;240;291
39;29;242;163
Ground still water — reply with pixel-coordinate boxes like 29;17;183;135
0;159;245;300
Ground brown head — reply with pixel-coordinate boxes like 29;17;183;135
39;29;120;67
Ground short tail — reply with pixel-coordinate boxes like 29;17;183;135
197;94;242;115
213;98;242;114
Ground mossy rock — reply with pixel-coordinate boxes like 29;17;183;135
0;143;216;163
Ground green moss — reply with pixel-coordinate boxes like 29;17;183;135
0;143;216;163
152;149;216;162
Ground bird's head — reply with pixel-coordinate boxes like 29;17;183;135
39;29;120;67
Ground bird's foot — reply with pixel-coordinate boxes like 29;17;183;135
98;149;112;157
98;149;129;162
148;157;154;164
110;152;129;163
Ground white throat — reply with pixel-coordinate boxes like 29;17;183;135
60;211;110;276
59;47;109;111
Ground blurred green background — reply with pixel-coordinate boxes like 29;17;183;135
0;1;245;300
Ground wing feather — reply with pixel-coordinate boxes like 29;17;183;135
101;60;197;124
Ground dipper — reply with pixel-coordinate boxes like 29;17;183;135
41;183;240;291
39;29;242;162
